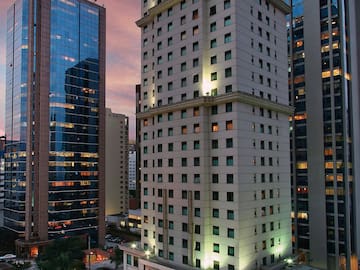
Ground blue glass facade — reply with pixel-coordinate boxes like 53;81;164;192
4;0;105;246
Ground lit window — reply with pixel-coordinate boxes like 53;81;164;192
212;123;219;132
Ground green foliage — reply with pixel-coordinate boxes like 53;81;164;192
0;228;18;255
36;237;86;270
110;247;123;269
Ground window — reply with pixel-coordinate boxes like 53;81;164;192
181;78;187;87
194;224;201;234
169;221;174;229
226;138;233;148
182;174;188;183
180;0;186;9
168;128;173;136
181;109;187;119
214;261;220;270
212;139;218;149
182;190;188;199
210;22;216;32
213;208;219;218
226;156;234;166
210;55;217;64
225;67;232;77
228;228;234;238
211;72;217;81
192;107;200;117
224;0;231;9
226;120;233;130
192;9;199;20
193;74;199;83
227;210;234;220
227;192;234;201
168;158;174;167
226;102;232;112
167;22;173;32
168;82;173;91
227;174;234;184
181;125;187;134
168;143;173;151
193;41;199;51
212;122;219;132
181;142;187;151
228;246;235;256
167;7;173;16
195;241;201;251
181;62;187;72
212;191;219;200
224;16;231;26
182;239;188;248
181;31;186;40
212;174;219;183
210;5;216;15
194;191;200;200
213;226;219;235
181;46;186;56
213;243;220;253
210;39;217;48
212;157;219;166
181;158;187;167
195;208;200;217
225;50;232;60
194;140;200;149
193;58;199;67
224;33;232;43
193;26;199;35
194;157;200;166
182;206;188;216
168;37;173;46
225;84;232;93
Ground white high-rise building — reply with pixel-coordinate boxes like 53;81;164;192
122;1;292;269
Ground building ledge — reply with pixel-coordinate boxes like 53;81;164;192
269;0;291;14
137;91;293;119
136;0;181;27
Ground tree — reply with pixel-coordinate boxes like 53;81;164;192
110;247;123;269
36;237;86;270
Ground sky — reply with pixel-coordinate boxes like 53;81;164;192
0;0;140;139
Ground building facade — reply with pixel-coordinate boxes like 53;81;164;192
123;0;293;269
105;108;129;216
289;0;360;269
129;146;137;191
4;0;106;256
0;136;5;227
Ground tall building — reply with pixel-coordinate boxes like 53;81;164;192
4;0;106;256
105;108;129;216
0;136;5;227
289;1;360;269
122;1;293;269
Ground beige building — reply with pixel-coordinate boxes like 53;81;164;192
105;108;129;216
123;0;293;269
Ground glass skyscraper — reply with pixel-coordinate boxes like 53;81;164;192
4;0;105;257
289;0;360;269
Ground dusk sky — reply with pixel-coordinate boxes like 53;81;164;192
0;0;140;139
